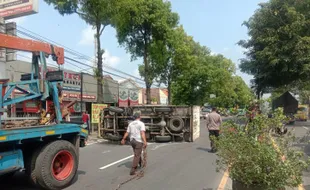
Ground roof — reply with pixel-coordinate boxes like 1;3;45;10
118;78;141;89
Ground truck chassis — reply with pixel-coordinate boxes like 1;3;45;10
101;105;200;143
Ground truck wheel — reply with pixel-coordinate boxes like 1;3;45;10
35;140;78;190
25;147;42;186
109;106;124;113
155;135;171;142
168;117;184;132
154;107;172;113
107;133;123;141
174;136;184;142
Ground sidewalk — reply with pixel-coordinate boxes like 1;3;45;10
86;132;107;144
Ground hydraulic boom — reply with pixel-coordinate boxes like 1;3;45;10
0;33;64;65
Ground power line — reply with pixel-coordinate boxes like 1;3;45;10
16;26;155;85
15;53;146;91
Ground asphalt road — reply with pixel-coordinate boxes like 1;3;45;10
1;119;225;190
288;121;310;190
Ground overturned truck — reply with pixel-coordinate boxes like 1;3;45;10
100;105;200;143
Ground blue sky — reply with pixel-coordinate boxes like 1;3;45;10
8;0;267;86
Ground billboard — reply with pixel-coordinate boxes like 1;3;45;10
91;104;107;124
0;0;39;19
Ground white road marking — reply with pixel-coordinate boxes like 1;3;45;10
303;127;308;130
102;150;111;154
99;155;134;170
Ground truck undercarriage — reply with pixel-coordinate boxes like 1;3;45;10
100;105;200;143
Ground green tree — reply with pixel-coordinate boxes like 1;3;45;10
44;0;115;103
238;0;310;97
150;25;191;104
171;38;212;105
113;0;179;104
232;76;254;107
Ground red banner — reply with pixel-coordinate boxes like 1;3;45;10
129;90;139;106
118;88;128;107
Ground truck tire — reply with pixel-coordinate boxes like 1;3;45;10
155;135;171;142
25;147;43;186
154;107;172;113
168;117;184;132
35;140;78;190
109;106;124;113
107;133;123;141
174;136;184;142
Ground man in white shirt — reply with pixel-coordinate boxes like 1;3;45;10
121;111;147;175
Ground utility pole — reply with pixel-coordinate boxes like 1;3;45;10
80;72;83;113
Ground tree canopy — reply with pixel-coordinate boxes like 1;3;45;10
113;0;179;104
45;0;254;107
238;0;310;97
44;0;115;103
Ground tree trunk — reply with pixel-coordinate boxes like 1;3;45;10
96;24;104;103
144;40;151;104
168;80;171;105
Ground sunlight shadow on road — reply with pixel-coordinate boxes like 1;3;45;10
196;147;211;152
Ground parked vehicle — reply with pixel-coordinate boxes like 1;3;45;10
100;105;200;143
200;107;211;119
294;105;308;121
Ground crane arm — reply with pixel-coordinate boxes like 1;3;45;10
0;33;64;65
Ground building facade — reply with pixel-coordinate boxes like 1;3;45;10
118;78;140;107
141;88;169;105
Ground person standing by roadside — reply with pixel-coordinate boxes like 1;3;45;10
206;107;222;153
121;111;147;175
82;111;90;134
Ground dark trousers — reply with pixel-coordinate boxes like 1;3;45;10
130;139;143;170
209;130;220;151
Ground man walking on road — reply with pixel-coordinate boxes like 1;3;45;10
121;111;147;175
206;107;222;153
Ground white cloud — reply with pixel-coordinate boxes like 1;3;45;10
78;26;95;46
102;50;120;67
82;50;120;70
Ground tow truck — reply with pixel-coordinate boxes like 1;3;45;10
0;33;87;190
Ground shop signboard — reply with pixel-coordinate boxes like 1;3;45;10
91;103;107;123
22;100;39;113
0;0;39;19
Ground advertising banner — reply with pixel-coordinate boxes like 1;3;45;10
0;0;39;19
118;88;128;107
91;103;107;123
129;89;139;106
